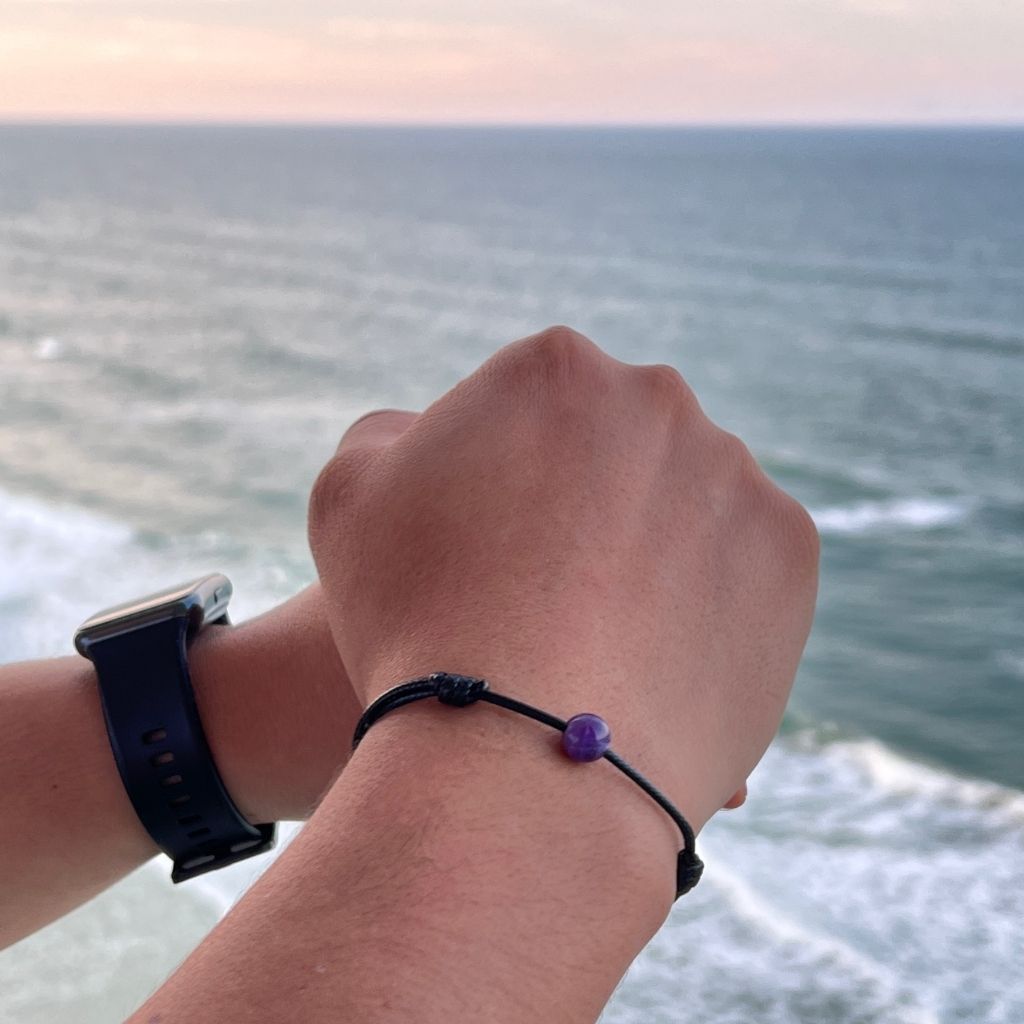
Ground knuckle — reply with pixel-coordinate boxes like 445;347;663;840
307;461;338;537
307;451;365;538
513;324;602;380
700;427;760;515
640;363;699;413
494;327;610;415
718;430;819;572
752;484;821;585
717;429;757;476
778;494;821;571
345;408;396;438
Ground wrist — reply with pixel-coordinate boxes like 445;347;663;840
189;584;360;823
361;651;724;834
327;700;674;1020
130;686;677;1024
355;677;680;917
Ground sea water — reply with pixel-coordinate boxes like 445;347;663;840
0;125;1021;1023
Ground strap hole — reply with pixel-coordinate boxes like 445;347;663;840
169;794;191;807
142;728;167;744
151;751;175;766
230;839;262;854
179;854;215;871
177;814;202;826
161;774;184;787
187;827;211;839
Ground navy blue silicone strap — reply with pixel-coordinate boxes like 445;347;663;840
87;615;275;881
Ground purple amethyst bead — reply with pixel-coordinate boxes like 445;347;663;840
561;713;611;762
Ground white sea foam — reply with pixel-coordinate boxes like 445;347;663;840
0;488;137;655
809;497;971;535
0;488;305;1022
32;336;64;360
0;485;295;658
995;650;1024;680
0;486;132;564
3;486;1022;1024
827;734;1024;824
604;732;1024;1024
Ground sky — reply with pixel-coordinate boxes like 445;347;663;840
1;0;1022;124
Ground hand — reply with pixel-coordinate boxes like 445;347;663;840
308;327;818;834
0;583;360;949
122;328;818;1023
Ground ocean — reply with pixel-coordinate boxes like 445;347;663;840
0;125;1021;1023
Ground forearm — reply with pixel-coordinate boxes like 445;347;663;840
130;697;683;1024
0;652;155;947
0;584;357;948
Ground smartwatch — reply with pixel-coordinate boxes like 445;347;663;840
74;574;276;882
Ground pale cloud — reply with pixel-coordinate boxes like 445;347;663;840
0;0;1021;122
0;29;49;59
323;17;505;43
838;0;918;13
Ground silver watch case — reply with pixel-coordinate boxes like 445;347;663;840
74;573;232;658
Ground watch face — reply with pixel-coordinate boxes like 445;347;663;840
74;573;231;657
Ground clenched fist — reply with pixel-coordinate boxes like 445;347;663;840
309;327;818;835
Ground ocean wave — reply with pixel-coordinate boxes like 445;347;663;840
823;734;1024;824
809;497;970;535
0;487;137;655
996;650;1024;680
852;319;1024;359
0;486;132;557
4;485;1022;1024
0;485;295;659
605;731;1024;1023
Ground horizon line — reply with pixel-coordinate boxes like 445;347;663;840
2;117;1023;131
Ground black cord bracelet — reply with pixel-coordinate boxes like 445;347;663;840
352;672;704;900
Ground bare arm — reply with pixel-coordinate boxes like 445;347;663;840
0;584;359;948
130;328;818;1023
130;700;678;1023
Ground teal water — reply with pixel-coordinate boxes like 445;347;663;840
0;126;1022;1023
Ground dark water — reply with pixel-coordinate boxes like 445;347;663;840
1;126;1022;1023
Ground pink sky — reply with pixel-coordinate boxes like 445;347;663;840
2;1;1022;123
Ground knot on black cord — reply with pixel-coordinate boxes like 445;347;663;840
432;672;488;707
676;853;705;898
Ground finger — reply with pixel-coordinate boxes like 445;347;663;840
722;783;748;810
336;409;418;456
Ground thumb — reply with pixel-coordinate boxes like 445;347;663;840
722;782;748;810
336;408;418;455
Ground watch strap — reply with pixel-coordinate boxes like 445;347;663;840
88;615;275;882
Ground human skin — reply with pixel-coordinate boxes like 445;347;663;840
310;327;817;831
0;331;746;951
130;327;818;1023
0;584;357;949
